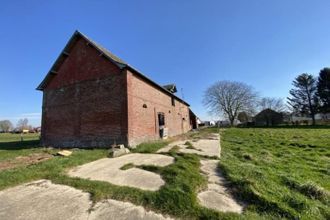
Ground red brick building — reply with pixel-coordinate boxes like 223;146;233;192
37;31;197;147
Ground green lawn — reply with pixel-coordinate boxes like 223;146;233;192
0;133;42;162
220;128;330;219
0;128;329;219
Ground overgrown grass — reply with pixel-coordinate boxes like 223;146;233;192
0;137;242;219
3;128;328;219
131;140;169;153
0;133;46;162
220;128;330;219
0;133;40;143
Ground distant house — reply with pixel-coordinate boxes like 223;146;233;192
254;109;283;126
285;112;330;125
217;120;230;127
189;109;198;129
315;113;330;121
199;121;215;127
37;31;196;148
196;117;202;125
289;115;312;125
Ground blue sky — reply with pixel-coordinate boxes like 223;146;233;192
1;0;330;126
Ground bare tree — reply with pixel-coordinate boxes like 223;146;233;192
203;81;258;126
0;120;13;132
17;118;29;131
258;97;286;112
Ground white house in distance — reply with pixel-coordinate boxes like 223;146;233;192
315;113;330;121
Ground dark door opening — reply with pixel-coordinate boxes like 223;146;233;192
158;113;165;137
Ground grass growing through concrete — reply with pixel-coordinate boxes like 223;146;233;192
131;140;169;153
120;163;135;170
0;132;242;219
220;128;330;219
184;141;193;147
2;128;329;219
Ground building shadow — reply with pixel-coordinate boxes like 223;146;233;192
0;140;41;150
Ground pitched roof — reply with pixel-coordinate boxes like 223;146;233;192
255;108;281;117
37;30;189;106
162;84;177;93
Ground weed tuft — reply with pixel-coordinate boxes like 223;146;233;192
300;182;329;201
282;176;329;202
184;141;192;146
242;153;253;160
131;141;168;153
120;163;135;170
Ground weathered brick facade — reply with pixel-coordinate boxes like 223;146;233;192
127;69;191;146
38;31;193;148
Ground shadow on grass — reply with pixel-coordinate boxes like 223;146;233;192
0;140;41;150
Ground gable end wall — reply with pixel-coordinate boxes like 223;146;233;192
41;37;129;147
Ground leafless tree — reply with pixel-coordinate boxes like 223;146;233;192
0;120;13;132
203;81;258;126
17;118;29;131
258;97;286;112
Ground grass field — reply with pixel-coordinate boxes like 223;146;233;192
220;128;330;219
0;133;42;162
0;133;237;219
0;128;329;219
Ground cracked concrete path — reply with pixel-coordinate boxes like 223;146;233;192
90;199;173;220
0;179;173;220
68;153;174;191
0;179;91;220
157;133;220;158
197;160;244;213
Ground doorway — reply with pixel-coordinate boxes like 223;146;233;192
158;113;165;137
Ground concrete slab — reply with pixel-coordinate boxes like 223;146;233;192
198;191;243;213
157;133;220;158
0;180;173;220
197;160;244;213
68;153;174;191
89;199;173;220
0;179;91;220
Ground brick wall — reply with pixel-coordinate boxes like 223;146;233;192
41;35;192;148
41;37;128;147
126;70;191;146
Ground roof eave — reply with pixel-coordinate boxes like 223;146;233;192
125;65;190;106
36;31;190;107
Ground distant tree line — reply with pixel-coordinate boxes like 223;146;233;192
287;68;330;125
0;118;36;133
203;67;330;126
0;120;13;133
